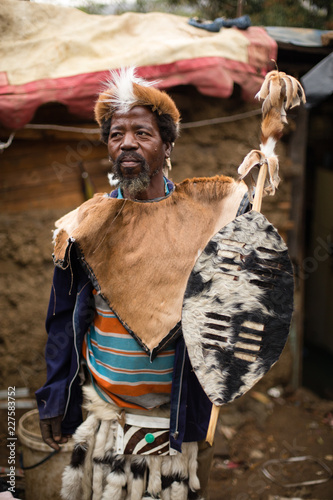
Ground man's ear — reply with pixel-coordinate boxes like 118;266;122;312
164;142;172;158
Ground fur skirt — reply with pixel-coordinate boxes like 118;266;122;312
61;386;203;500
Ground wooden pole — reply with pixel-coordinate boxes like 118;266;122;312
252;161;268;213
206;404;220;446
205;160;268;446
237;0;244;17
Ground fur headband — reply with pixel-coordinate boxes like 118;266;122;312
94;67;180;129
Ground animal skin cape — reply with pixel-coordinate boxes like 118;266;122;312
53;176;247;357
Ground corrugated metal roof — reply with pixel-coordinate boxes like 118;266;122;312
265;26;331;47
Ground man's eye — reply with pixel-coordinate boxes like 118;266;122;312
110;132;121;138
137;131;149;136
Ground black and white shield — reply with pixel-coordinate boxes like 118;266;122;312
182;211;294;406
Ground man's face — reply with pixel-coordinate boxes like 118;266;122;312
108;106;171;196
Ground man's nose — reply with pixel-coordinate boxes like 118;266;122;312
121;132;138;150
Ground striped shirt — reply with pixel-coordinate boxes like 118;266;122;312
82;290;175;410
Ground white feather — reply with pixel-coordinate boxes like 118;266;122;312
101;67;159;113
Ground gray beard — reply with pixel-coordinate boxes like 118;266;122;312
117;172;151;197
111;152;158;197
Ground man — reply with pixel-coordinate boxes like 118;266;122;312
36;67;249;500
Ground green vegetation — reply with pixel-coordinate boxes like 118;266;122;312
165;0;332;29
79;0;332;29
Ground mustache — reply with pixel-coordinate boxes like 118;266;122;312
115;151;146;164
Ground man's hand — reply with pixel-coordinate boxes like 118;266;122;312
39;415;71;451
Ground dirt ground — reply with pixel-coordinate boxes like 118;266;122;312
209;386;333;500
0;384;332;499
0;88;332;498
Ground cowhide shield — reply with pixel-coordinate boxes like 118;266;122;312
181;211;294;406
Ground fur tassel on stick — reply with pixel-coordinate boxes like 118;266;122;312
238;69;306;206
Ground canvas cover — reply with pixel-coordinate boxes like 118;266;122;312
0;0;277;129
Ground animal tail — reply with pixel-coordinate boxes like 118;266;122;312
238;70;306;200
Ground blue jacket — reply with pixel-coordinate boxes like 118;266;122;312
35;244;213;453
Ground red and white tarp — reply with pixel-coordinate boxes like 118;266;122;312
0;0;277;129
